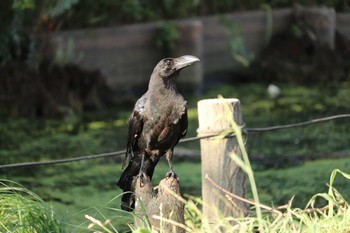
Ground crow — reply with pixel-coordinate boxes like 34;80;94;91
117;55;200;211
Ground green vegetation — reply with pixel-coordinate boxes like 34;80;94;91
56;0;350;29
2;83;349;166
221;16;255;67
2;0;348;70
195;83;350;158
83;107;350;232
4;159;350;231
1;83;350;231
0;180;64;232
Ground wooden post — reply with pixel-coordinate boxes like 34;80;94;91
133;176;185;233
197;98;247;225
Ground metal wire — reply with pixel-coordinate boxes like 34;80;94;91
0;114;349;169
0;151;125;169
247;114;350;132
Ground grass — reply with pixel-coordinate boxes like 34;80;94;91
0;165;350;232
2;157;350;232
1;82;350;231
83;105;350;232
5;158;350;231
188;83;350;158
2;83;350;165
6;161;201;231
255;158;350;208
0;180;64;233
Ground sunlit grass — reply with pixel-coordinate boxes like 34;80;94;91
4;160;350;232
86;118;128;130
113;118;129;127
88;121;109;129
0;180;64;233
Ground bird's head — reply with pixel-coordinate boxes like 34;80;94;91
153;55;200;78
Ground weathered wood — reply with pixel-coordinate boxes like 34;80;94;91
133;176;185;233
197;98;247;226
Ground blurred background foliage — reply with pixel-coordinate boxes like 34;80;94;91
1;0;349;117
1;0;349;68
47;0;350;29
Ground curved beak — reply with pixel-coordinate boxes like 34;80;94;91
173;55;200;71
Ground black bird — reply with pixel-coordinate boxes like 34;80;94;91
117;55;200;211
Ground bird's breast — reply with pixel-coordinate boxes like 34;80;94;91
141;105;185;149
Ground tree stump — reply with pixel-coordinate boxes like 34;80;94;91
133;176;185;233
197;98;247;226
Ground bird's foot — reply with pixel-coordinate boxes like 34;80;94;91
137;171;147;187
165;170;178;180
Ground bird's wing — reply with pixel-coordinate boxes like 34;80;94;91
123;94;147;169
180;104;188;138
157;103;188;144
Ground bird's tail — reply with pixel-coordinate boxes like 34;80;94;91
117;158;139;211
117;153;159;211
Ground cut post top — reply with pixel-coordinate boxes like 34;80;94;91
197;98;240;105
197;98;242;135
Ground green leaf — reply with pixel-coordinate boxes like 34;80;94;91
12;0;35;10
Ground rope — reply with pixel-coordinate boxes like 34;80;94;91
0;114;349;169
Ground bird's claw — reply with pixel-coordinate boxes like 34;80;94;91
165;170;178;180
137;171;147;187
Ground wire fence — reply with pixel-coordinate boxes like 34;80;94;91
0;114;349;169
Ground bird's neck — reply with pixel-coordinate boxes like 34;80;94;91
146;75;183;110
148;74;179;95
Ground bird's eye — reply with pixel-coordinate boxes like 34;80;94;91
166;60;171;66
